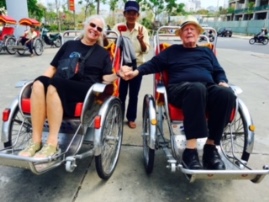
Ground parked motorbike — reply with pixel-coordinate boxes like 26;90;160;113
199;31;214;43
41;27;62;47
249;35;269;45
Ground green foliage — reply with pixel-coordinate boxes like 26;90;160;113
127;0;186;21
227;7;235;14
49;24;59;31
109;0;118;11
0;0;5;8
141;17;152;29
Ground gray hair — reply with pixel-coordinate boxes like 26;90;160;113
82;15;106;46
83;15;106;34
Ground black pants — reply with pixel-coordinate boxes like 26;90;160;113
21;37;33;54
119;75;142;122
168;82;236;145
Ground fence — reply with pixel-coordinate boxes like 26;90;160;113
204;19;269;36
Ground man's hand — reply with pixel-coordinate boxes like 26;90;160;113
137;26;144;42
218;81;229;87
123;69;139;81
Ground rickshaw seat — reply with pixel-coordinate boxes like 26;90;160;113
0;27;15;41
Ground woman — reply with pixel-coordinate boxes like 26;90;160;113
19;15;119;158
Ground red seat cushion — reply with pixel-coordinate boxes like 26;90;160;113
168;103;184;121
21;98;83;117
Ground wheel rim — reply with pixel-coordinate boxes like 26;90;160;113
5;38;16;54
55;38;61;47
5;107;32;149
34;39;44;55
100;102;122;174
143;112;150;164
249;39;255;44
221;108;248;162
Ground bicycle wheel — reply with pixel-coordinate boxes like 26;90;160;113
33;38;44;56
142;95;155;174
95;98;123;180
4;105;32;150
5;37;16;55
221;103;252;164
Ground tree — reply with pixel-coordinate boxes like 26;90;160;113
78;0;106;15
122;0;185;22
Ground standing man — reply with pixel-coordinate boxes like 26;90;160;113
112;1;150;128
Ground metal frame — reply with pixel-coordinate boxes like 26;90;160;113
142;25;269;183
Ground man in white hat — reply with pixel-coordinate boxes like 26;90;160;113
121;15;236;170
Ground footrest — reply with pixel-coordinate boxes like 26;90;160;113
0;148;63;175
179;166;269;183
12;45;27;50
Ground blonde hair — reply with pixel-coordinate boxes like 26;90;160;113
83;15;106;46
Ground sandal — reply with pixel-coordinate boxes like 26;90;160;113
18;140;41;157
34;144;59;159
128;121;136;129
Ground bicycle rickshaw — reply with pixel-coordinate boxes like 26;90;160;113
0;15;17;53
0;29;124;179
142;26;269;183
6;17;44;56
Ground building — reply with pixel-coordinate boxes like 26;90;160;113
228;0;269;21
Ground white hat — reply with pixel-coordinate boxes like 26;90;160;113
175;15;204;36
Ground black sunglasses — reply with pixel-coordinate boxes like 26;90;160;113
89;22;103;32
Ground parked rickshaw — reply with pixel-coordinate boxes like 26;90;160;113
141;26;269;183
6;18;44;56
0;29;124;179
0;15;17;53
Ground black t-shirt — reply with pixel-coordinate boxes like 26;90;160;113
138;44;228;85
50;40;112;85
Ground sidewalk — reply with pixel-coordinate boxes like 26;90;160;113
0;46;268;202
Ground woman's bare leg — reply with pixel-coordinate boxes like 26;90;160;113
45;85;63;146
31;80;46;143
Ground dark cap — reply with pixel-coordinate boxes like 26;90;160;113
124;1;139;12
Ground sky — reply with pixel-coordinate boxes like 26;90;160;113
200;0;227;8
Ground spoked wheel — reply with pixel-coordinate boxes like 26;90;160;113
54;37;62;48
221;103;251;164
16;41;26;55
142;95;156;174
5;37;16;55
249;38;255;45
262;38;269;45
95;98;123;180
4;106;32;150
34;38;44;56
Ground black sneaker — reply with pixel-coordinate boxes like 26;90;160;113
202;144;226;170
182;148;203;170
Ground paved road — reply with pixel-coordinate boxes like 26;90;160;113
217;36;269;54
0;42;269;202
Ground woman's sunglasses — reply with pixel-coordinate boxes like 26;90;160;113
89;22;103;32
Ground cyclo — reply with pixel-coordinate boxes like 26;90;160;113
141;26;269;183
0;30;123;179
7;17;44;56
0;15;17;54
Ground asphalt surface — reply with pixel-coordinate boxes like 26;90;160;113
0;39;269;202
